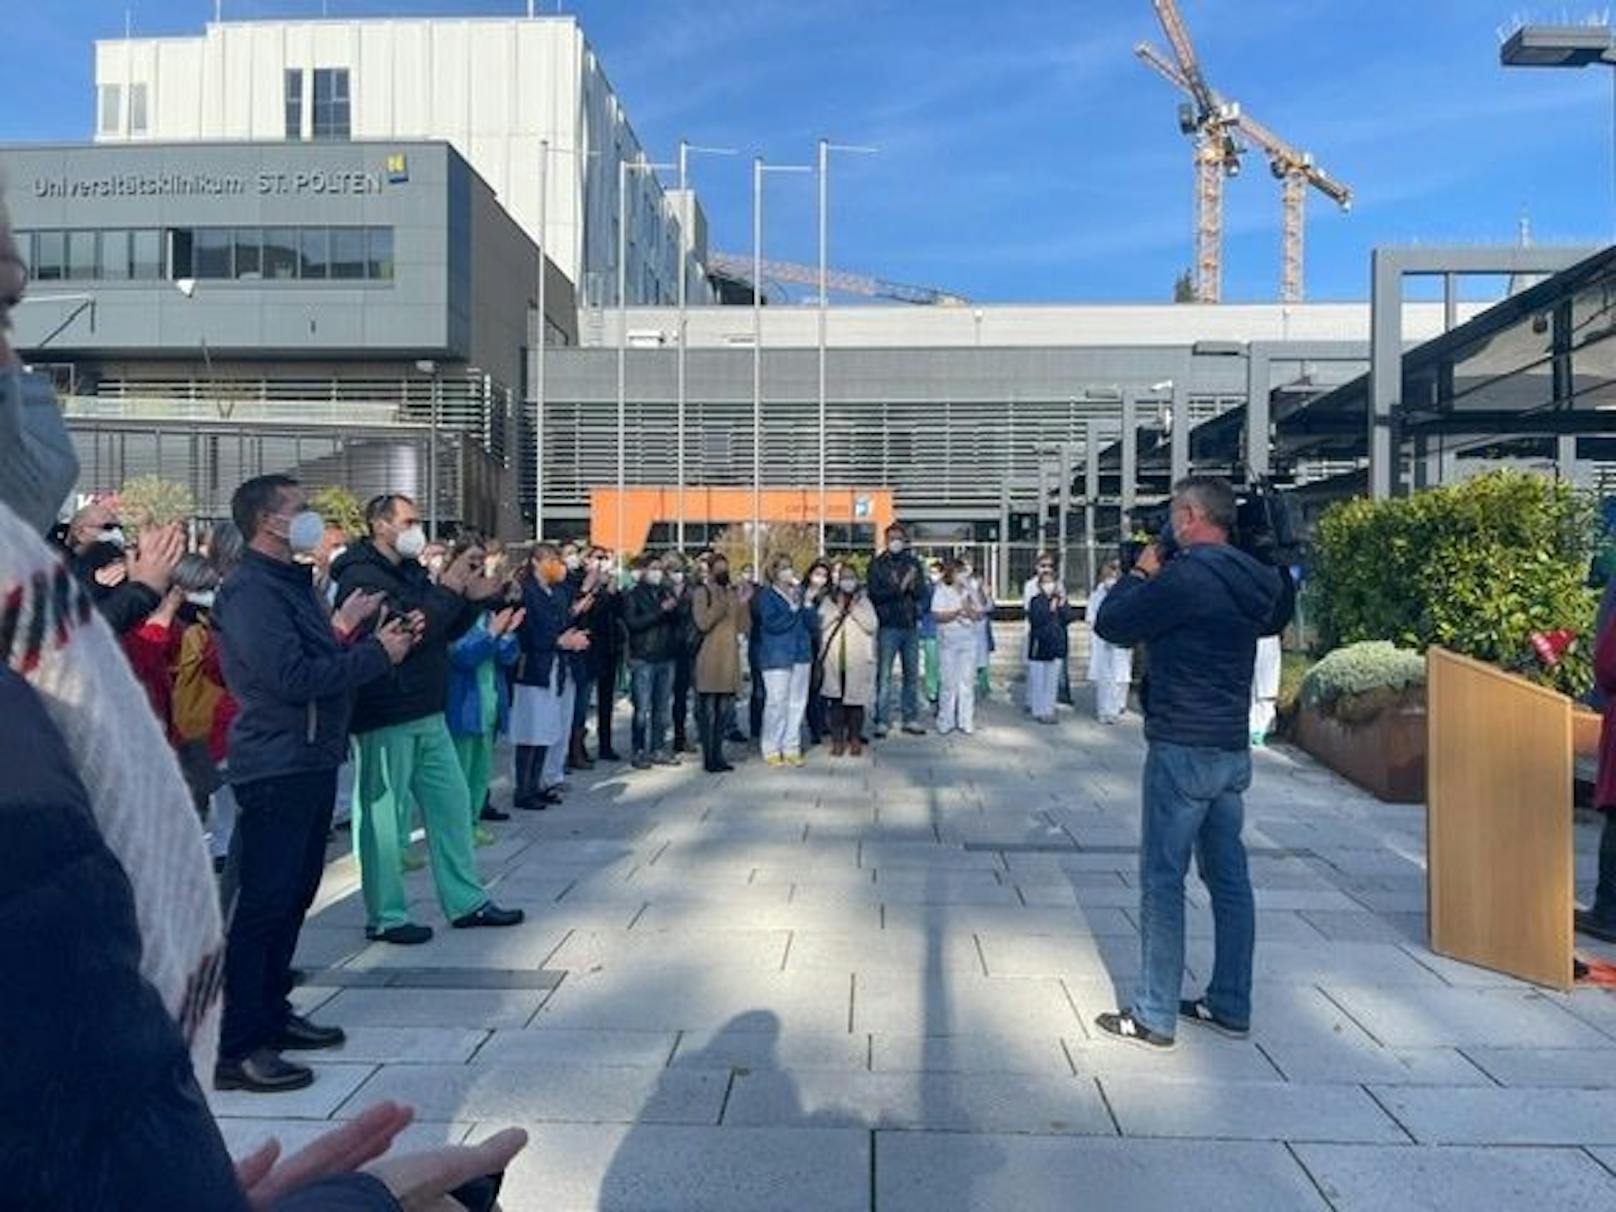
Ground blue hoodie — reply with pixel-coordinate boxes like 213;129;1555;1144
1095;543;1293;751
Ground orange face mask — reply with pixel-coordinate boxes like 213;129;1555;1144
540;557;566;584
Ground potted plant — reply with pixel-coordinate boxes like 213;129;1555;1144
1293;641;1428;802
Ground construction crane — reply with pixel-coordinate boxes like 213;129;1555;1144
1137;0;1352;304
708;252;968;306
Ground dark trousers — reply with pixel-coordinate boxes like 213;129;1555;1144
220;768;337;1061
828;700;865;744
595;658;619;755
515;744;546;806
1594;811;1616;921
749;663;765;741
571;661;593;731
698;692;733;771
673;652;693;747
807;664;828;742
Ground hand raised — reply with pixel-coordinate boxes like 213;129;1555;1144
129;523;185;594
335;589;385;635
236;1101;414;1211
377;618;416;664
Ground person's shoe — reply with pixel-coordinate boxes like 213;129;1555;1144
214;1048;314;1093
515;794;547;811
831;739;846;757
785;753;806;767
274;1013;347;1052
546;781;569;796
1179;998;1250;1039
401;850;427;873
848;739;864;756
452;902;525;929
705;761;736;773
902;723;927;736
1575;909;1616;943
366;922;434;946
764;754;785;767
631;754;653;770
725;731;748;744
1094;1010;1175;1051
652;752;680;767
480;804;511;823
873;724;890;739
473;824;496;847
598;748;623;762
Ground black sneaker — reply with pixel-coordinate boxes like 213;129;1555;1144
902;723;927;736
1179;998;1249;1039
480;804;511;822
453;902;525;929
1575;909;1616;944
214;1047;314;1093
274;1013;347;1052
1094;1010;1176;1051
366;922;433;946
631;754;653;770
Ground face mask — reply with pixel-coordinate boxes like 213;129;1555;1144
395;524;427;560
328;544;347;565
961;565;973;578
541;558;566;584
288;509;325;555
809;573;828;588
99;526;128;549
928;570;942;584
187;590;217;609
597;557;613;572
564;553;582;571
670;570;685;585
776;569;796;588
1038;581;1055;596
0;370;80;536
645;568;665;587
839;578;858;595
887;539;906;555
713;567;731;586
629;568;643;584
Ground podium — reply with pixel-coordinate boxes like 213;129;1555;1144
1426;647;1574;991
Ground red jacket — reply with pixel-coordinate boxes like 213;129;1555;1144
123;619;183;747
1596;616;1616;811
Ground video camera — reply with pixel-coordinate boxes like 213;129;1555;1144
1118;478;1299;572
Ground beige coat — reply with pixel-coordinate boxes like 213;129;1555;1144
692;582;753;694
818;593;879;707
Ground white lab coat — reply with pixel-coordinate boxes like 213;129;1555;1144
1250;634;1282;739
1086;578;1132;721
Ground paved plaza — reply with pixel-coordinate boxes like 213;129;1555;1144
211;653;1616;1211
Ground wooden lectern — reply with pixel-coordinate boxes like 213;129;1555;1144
1426;647;1574;991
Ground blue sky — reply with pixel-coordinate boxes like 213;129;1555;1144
5;0;1615;303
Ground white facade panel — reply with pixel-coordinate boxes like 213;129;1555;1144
93;17;705;309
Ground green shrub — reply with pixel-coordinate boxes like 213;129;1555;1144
1300;641;1426;723
309;485;366;539
1313;471;1596;696
117;475;195;528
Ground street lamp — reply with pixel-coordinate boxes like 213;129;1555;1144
751;155;813;574
675;140;737;554
816;139;877;552
1501;23;1616;236
618;154;675;565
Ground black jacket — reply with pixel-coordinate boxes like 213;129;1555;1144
621;580;679;663
867;551;927;630
216;550;392;785
1027;592;1074;661
584;583;625;674
332;540;479;735
0;667;400;1212
1095;543;1293;751
70;542;163;636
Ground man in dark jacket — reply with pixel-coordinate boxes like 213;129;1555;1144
1090;475;1293;1052
585;546;626;760
621;552;681;768
867;523;929;737
214;475;414;1092
332;494;523;946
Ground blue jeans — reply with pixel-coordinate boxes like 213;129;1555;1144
1133;740;1254;1037
875;626;920;727
628;658;674;756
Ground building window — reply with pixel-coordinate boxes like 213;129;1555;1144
32;231;64;281
169;229;193;279
130;83;148;135
263;228;299;279
300;228;329;279
234;229;262;279
284;69;303;140
100;229;131;280
366;227;394;280
329;227;365;279
194;229;232;279
67;231;99;280
98;83;121;135
311;68;350;140
131;229;162;279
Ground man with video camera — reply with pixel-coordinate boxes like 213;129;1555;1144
1090;475;1294;1051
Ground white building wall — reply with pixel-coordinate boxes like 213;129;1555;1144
94;17;704;309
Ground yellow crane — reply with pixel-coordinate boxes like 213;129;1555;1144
1137;0;1352;303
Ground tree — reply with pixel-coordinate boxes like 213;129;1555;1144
1172;269;1196;303
309;484;366;538
117;475;195;528
712;522;826;579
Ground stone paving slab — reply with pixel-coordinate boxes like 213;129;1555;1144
318;987;547;1029
474;1028;679;1069
1462;1046;1616;1088
343;1061;727;1125
1256;1037;1490;1086
1101;1076;1407;1143
341;923;572;971
1066;1034;1284;1083
868;1032;1072;1075
1321;985;1612;1048
670;1026;871;1072
208;1062;378;1121
725;1069;1115;1135
874;1134;1330;1211
547;928;791;974
850;972;1083;1038
1371;1085;1616;1145
318;1026;488;1065
536;968;853;1034
1293;1143;1616;1212
495;1122;872;1211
